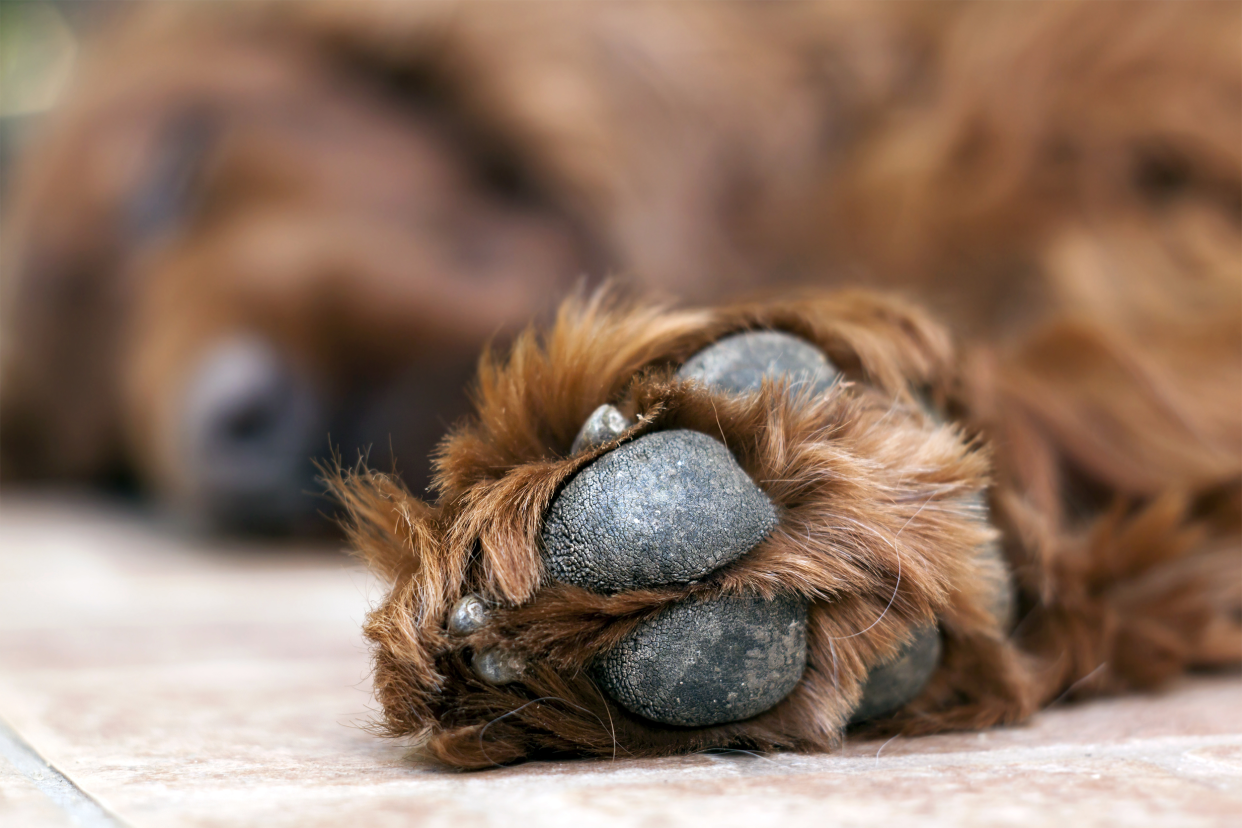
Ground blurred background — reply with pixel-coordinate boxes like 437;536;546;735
0;9;1237;824
1;0;1238;538
1;2;92;178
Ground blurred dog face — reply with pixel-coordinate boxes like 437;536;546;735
0;0;937;525
2;14;594;530
3;1;1238;534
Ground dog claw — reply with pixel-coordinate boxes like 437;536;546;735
542;430;777;592
678;330;838;396
849;624;942;724
472;648;525;685
570;404;633;454
593;594;808;727
448;594;489;636
977;540;1016;631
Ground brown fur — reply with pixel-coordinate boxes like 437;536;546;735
827;1;1242;338
0;4;595;498
4;2;1238;522
2;0;1238;764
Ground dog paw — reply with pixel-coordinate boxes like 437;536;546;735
536;328;945;728
343;294;1023;765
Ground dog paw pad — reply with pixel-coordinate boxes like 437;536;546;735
592;594;808;727
448;594;489;636
542;429;777;592
849;624;942;724
678;330;838;396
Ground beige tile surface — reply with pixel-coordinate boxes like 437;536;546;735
0;756;76;828
1;493;1239;827
1;713;124;828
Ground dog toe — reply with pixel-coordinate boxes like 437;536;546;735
593;594;808;727
678;329;838;396
850;624;943;724
542;429;777;593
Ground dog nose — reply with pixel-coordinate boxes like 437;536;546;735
179;335;325;533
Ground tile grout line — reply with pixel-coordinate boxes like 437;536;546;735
0;716;130;828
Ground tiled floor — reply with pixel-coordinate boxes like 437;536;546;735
1;493;1239;827
0;755;76;828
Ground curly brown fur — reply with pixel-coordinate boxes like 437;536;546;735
827;1;1242;337
963;316;1242;703
280;0;945;301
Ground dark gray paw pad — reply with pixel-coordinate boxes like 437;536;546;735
542;430;777;592
570;404;633;454
592;594;808;727
848;624;942;724
678;330;839;397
